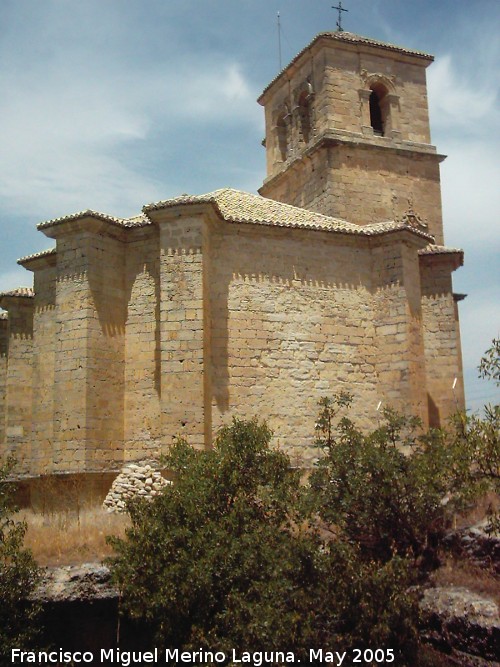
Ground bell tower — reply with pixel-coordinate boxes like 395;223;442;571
258;31;445;244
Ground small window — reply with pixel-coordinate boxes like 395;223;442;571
298;91;312;144
369;89;384;135
277;114;287;161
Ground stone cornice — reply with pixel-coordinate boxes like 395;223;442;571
260;130;444;192
38;212;128;241
0;287;35;311
18;248;57;270
419;244;464;271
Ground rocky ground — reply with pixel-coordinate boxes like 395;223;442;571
420;586;500;665
33;551;500;664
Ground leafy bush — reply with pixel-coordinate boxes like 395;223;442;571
109;419;419;663
478;337;500;386
0;458;41;661
309;395;476;568
450;405;499;532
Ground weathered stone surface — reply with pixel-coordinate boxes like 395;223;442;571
444;523;500;576
34;563;117;603
420;587;500;663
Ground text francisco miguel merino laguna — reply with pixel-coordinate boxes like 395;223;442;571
11;647;397;665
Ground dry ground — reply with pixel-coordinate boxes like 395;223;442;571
20;507;500;606
432;555;500;607
20;507;129;566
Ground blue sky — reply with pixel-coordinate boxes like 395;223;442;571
1;0;498;411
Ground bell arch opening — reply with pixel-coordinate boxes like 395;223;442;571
369;83;389;136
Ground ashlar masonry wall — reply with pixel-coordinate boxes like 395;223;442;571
206;218;446;463
124;228;162;461
420;253;465;425
209;222;379;464
31;257;57;473
39;219;127;473
1;296;34;470
371;235;428;423
155;208;210;451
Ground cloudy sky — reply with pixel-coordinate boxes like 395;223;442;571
1;0;498;411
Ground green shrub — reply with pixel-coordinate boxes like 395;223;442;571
0;458;41;661
109;419;419;663
309;395;478;568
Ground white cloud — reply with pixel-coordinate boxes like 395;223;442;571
424;38;499;412
428;49;500;252
0;44;260;220
440;141;500;249
428;55;498;130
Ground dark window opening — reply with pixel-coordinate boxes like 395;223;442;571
298;92;312;144
277;115;287;161
369;89;384;135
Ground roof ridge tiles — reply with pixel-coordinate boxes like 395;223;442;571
17;247;56;264
418;243;464;256
0;287;35;298
38;209;123;230
32;189;435;242
37;209;148;231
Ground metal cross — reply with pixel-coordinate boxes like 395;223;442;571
332;1;348;32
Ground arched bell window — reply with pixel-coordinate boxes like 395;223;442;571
369;83;388;136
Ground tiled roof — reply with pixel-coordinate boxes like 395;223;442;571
321;31;433;59
122;214;150;228
0;287;35;298
18;248;56;264
260;31;433;99
419;244;464;264
33;188;434;242
37;210;148;231
144;188;434;241
145;188;359;230
38;209;123;230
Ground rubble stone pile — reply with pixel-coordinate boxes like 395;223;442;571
103;463;171;512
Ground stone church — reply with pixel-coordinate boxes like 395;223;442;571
0;30;465;478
